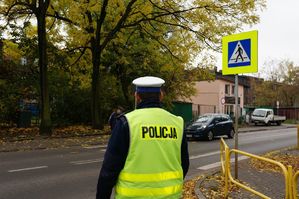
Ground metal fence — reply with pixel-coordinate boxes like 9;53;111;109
276;108;299;121
220;138;298;199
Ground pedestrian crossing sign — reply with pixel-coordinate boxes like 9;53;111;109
222;30;258;75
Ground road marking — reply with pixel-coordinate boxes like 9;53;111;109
83;145;107;149
189;151;220;160
240;132;296;144
197;156;249;170
70;159;103;165
8;166;48;173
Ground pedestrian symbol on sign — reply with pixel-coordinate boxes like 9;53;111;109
228;39;251;68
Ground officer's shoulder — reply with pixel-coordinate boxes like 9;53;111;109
116;112;128;125
167;111;184;121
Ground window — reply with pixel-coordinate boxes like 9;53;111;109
232;85;235;95
221;116;229;121
225;84;230;95
213;116;221;124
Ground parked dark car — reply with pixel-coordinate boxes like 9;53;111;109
184;113;235;141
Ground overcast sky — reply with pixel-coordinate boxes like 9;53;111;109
216;0;299;73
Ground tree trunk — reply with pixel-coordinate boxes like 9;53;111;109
91;39;102;129
37;12;52;135
118;65;131;107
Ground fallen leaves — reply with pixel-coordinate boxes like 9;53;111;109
199;172;252;199
250;147;299;173
0;125;111;152
182;175;203;199
0;125;111;142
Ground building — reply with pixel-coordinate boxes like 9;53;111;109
189;74;245;117
175;70;258;121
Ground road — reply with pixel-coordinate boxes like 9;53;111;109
0;127;296;199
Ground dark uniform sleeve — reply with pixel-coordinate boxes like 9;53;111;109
96;116;129;199
181;131;189;178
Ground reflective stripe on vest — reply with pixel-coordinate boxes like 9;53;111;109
116;184;182;197
119;171;183;182
116;108;184;198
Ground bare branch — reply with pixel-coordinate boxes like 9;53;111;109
122;5;207;28
95;0;109;43
66;46;90;53
71;46;88;66
100;0;138;51
47;17;56;32
4;2;30;15
44;0;51;13
140;24;183;62
47;13;77;26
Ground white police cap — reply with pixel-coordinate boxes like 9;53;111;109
133;76;165;93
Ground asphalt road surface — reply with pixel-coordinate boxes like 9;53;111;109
0;127;296;199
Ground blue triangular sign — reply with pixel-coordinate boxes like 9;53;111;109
228;39;251;68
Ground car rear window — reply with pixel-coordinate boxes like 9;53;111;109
195;115;213;123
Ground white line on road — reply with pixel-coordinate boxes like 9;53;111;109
197;156;249;170
8;166;48;173
189;151;220;160
70;159;103;165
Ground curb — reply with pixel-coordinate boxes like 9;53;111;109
193;168;220;199
238;124;296;133
1;133;107;143
194;176;207;199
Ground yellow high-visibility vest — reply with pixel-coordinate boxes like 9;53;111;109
115;107;184;199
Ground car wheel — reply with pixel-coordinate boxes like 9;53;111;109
227;129;235;139
277;121;281;126
207;131;214;141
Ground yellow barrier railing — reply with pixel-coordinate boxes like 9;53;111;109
293;171;299;199
220;138;228;174
220;138;230;195
220;138;297;199
229;149;289;199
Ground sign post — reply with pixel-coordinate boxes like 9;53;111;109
222;30;258;179
234;75;238;178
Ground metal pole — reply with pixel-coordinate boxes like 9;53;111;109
234;74;239;179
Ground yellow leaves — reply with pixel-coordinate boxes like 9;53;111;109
24;25;37;38
160;64;175;73
199;172;246;199
3;40;23;61
182;175;203;199
250;148;299;173
0;125;110;141
0;125;111;152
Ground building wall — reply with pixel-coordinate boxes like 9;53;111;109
186;80;244;116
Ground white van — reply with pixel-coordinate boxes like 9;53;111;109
251;108;286;126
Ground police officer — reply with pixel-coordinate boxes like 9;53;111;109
96;76;189;199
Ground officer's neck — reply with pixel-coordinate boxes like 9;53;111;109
136;100;162;109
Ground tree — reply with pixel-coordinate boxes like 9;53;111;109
1;0;53;135
58;0;265;128
254;59;299;107
252;79;278;107
278;60;299;107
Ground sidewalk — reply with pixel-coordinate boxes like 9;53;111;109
0;124;296;153
0;125;111;152
238;123;297;133
197;137;299;199
0;135;109;152
198;160;286;199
